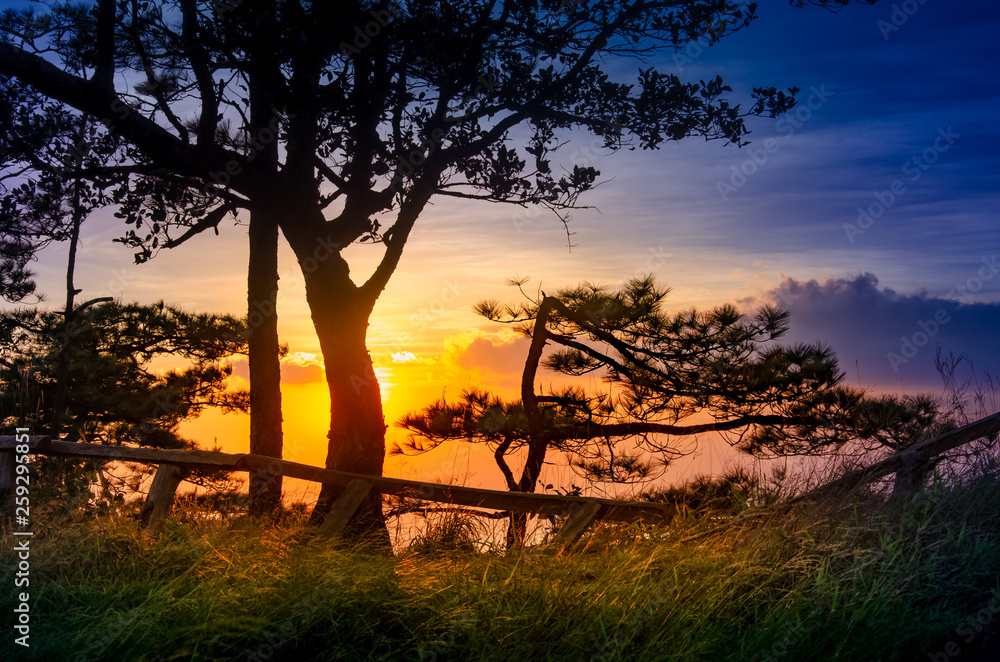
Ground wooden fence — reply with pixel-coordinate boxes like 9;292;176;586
796;410;1000;501
3;411;998;550
0;436;675;551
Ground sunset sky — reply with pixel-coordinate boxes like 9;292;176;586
10;1;1000;495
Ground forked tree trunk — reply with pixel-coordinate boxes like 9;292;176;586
301;262;390;545
280;187;435;545
312;326;389;544
247;210;283;518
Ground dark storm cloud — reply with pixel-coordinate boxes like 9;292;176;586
765;271;1000;392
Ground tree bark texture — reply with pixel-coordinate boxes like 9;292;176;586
247;209;284;518
294;244;389;544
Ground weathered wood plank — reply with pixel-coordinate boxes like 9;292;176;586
0;437;676;523
316;479;373;538
138;464;189;536
798;411;1000;501
890;450;935;498
0;436;50;451
551;500;603;552
0;437;248;468
224;455;676;523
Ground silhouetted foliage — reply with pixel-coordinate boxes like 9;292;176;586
640;467;759;516
0;300;249;447
0;72;121;304
399;276;937;494
0;19;288;516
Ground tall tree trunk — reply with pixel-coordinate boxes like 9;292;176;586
51;188;82;441
247;209;283;518
301;260;389;545
245;28;285;519
314;324;389;543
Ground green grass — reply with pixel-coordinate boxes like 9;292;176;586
3;472;1000;661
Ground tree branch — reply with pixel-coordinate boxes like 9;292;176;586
551;414;798;442
494;433;518;491
179;0;219;147
0;43;253;194
162;203;237;250
358;180;437;302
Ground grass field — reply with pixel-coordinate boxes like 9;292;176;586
3;467;1000;661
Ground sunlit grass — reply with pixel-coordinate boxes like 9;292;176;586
3;470;1000;661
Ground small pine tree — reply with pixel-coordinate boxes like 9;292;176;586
0;300;250;510
399;276;936;543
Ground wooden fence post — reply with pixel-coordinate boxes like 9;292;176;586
139;464;188;536
552;500;603;553
316;478;373;538
0;452;13;496
796;412;1000;502
0;437;678;531
890;450;935;499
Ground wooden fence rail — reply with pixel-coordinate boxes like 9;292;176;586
0;436;675;550
796;411;1000;502
8;412;995;548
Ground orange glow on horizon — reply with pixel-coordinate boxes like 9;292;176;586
175;262;782;498
177;322;557;502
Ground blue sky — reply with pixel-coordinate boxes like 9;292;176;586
714;1;999;391
540;0;1000;394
